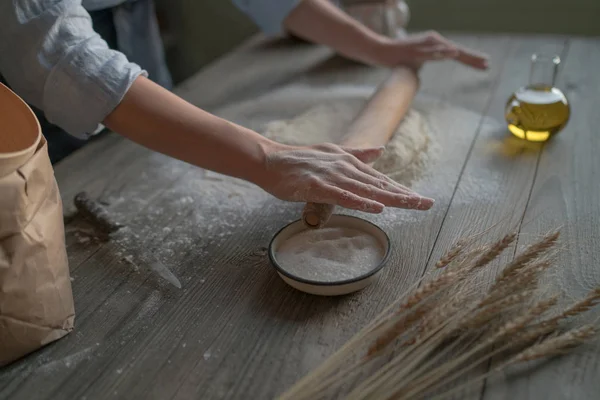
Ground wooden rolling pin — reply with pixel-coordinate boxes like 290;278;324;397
302;66;420;228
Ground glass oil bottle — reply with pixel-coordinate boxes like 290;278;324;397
504;53;570;142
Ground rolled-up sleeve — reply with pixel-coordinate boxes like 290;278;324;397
231;0;301;35
0;0;147;139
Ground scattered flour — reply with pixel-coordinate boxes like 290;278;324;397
275;226;385;282
261;100;434;186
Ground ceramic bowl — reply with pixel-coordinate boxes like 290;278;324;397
0;83;42;177
268;215;391;296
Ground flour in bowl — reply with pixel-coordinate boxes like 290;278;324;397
275;227;385;282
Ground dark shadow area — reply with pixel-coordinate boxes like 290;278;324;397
308;53;368;70
254;34;316;50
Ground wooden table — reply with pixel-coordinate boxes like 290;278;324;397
1;33;599;400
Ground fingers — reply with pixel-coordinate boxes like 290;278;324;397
409;31;490;70
296;144;436;213
341;163;415;196
415;45;460;61
433;34;490;70
454;46;489;70
342;146;385;164
319;185;385;213
343;152;415;192
338;146;416;195
341;158;436;210
335;178;434;211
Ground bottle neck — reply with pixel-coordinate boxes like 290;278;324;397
529;54;560;89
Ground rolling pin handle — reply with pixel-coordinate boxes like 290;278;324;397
302;203;336;229
300;66;419;229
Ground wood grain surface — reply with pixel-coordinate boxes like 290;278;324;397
0;34;598;400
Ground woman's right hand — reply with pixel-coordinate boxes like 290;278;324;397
256;142;434;213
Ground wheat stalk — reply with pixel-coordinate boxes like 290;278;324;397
398;268;465;311
472;232;517;269
397;296;558;397
435;219;510;269
368;248;491;356
481;259;553;307
460;291;534;330
435;239;467;268
426;325;597;400
277;229;600;400
511;325;598;362
555;289;600;320
491;231;560;290
367;303;432;356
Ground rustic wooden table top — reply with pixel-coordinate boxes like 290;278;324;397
1;33;599;400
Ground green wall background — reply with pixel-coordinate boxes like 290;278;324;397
155;0;257;84
156;0;600;84
406;0;600;37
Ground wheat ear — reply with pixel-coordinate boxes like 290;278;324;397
511;325;598;363
492;231;560;289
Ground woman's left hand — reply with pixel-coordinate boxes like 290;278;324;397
372;31;490;70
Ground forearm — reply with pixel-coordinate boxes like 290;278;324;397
0;0;144;138
103;76;279;186
283;0;387;65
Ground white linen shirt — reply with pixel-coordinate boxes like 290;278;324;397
0;0;300;138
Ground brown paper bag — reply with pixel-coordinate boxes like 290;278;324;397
0;82;75;366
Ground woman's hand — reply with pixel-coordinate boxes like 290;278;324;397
372;31;489;70
106;77;433;215
256;142;434;213
284;1;489;71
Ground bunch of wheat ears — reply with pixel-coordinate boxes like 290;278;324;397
278;230;600;400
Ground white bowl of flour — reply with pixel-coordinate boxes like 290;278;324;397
269;215;390;296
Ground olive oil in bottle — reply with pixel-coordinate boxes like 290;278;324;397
504;53;570;142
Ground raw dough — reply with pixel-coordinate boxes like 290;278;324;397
261;100;432;186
